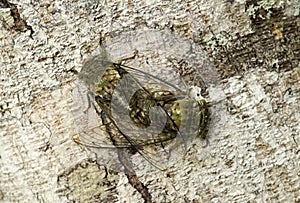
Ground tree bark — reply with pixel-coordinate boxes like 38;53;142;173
0;0;299;202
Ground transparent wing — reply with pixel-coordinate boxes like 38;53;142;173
72;54;201;171
99;63;192;170
71;82;163;172
71;78;132;149
100;110;173;171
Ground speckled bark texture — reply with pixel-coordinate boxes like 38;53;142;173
0;0;299;202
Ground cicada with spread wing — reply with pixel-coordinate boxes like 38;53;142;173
71;51;209;172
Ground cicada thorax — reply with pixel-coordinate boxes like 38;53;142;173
128;88;181;144
168;98;210;140
94;64;128;112
128;88;177;127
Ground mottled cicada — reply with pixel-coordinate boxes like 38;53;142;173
71;51;209;172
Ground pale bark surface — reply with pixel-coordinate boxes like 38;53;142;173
0;0;299;202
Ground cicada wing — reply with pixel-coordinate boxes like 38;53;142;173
73;54;200;171
71;84;152;173
121;64;184;94
71;79;127;148
106;65;190;169
109;64;188;145
110;75;166;139
120;124;189;172
77;54;114;92
72;125;133;149
112;76;207;160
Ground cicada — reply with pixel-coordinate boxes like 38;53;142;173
71;51;209;172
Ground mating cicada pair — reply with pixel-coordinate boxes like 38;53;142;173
72;51;209;171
